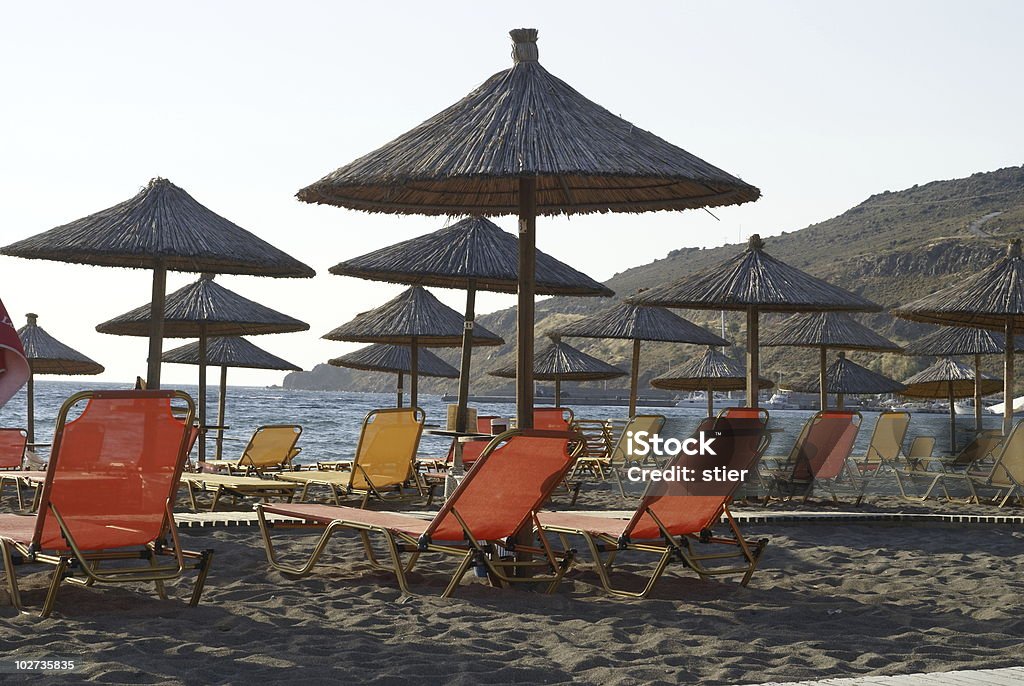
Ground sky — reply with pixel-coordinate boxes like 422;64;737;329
1;1;1022;386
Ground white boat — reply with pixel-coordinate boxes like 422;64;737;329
954;398;996;416
987;396;1024;416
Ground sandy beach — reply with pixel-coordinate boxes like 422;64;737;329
1;482;1021;686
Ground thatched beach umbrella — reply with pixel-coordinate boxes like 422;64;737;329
901;357;1002;452
903;326;1020;432
324;286;503;408
1;178;314;388
489;338;626;406
650;347;773;417
559;301;727;417
794;352;906;409
762;312;901;410
297;28;759;429
331;344;459;408
633;234;880;408
162;336;301;460
97;274;308;460
16;313;104;442
331;215;611;431
894;239;1024;435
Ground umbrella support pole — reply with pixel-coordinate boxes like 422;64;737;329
948;381;956;454
836;393;845;410
455;283;476;432
26;372;34;445
707;382;714;418
216;366;227;460
1005;321;1014;436
397;371;404;408
146;263;167;389
629;340;641;418
410;341;419;409
974;354;983;433
197;330;207;463
554;378;561;407
746;307;759;408
819;348;828;411
516;178;537;431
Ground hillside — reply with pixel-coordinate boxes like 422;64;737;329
285;165;1024;394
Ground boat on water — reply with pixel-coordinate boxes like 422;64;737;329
953;398;998;416
766;389;819;410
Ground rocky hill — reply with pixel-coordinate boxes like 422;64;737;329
285;165;1024;394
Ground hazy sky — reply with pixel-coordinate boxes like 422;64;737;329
1;1;1022;386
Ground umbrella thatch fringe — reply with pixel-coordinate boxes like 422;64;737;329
2;178;314;277
96;274;309;338
297;30;759;216
900;357;1002;399
632;235;880;312
330;344;459;378
650;347;772;391
558;302;728;345
323;286;503;347
762;312;900;351
162;336;301;371
17;313;103;375
331;216;612;296
489;340;625;381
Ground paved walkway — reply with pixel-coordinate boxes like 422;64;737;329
749;666;1024;686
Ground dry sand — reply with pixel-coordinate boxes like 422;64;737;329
0;483;1022;685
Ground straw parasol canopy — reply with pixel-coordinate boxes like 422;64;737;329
16;313;104;442
559;301;727;417
632;234;881;407
489;338;626;406
762;312;901;410
903;325;1022;432
331;215;611;431
324;286;503;407
97;274;309;461
331;344;459;408
650;347;774;417
162;336;301;459
900;357;1002;452
298;28;759;429
795;353;906;399
1;178;314;388
894;239;1024;435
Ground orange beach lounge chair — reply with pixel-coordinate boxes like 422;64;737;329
0;429;29;509
762;410;863;504
538;408;771;598
257;429;581;597
0;391;214;617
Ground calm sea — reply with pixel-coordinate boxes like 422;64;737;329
0;380;1004;462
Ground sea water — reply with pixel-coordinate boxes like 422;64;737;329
0;380;1006;463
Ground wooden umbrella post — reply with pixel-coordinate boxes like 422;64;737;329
216;365;227;460
706;381;714;418
26;371;34;444
1004;320;1014;436
947;380;956;453
146;262;167;389
746;307;759;408
410;339;419;408
396;371;404;408
517;177;537;430
629;339;641;418
554;377;561;407
197;326;208;463
455;281;476;432
974;353;983;432
819;347;828;411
